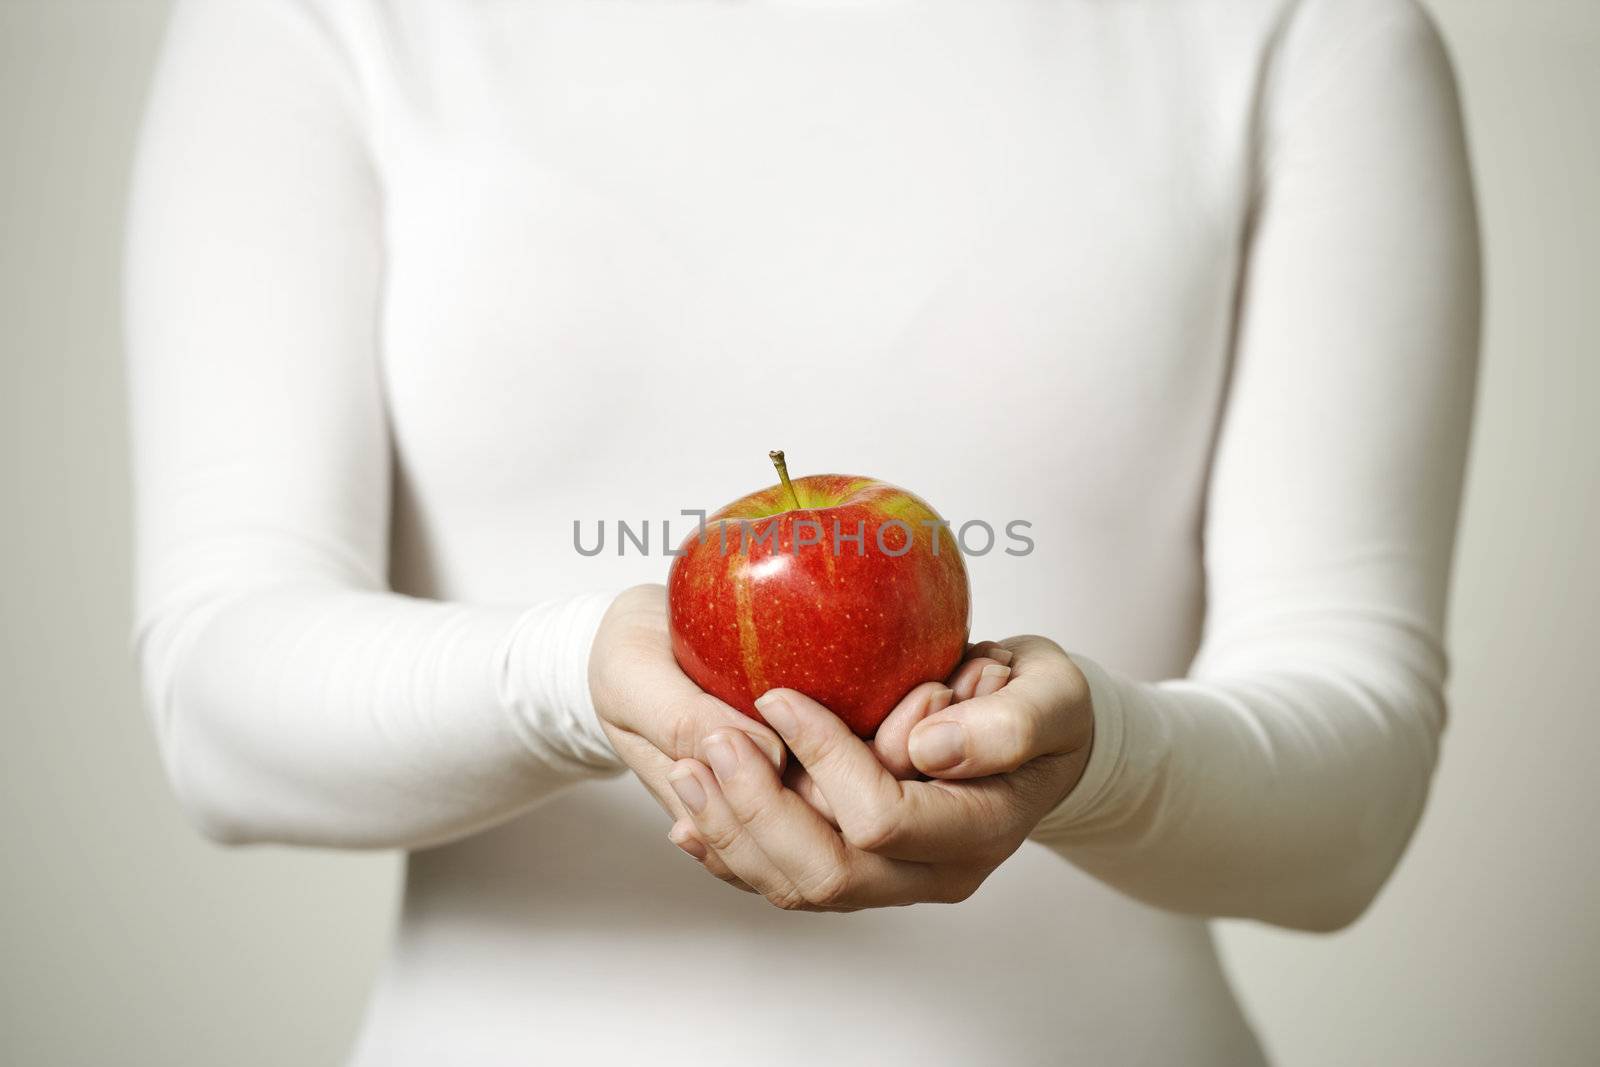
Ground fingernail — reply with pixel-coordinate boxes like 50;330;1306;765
912;721;966;772
989;648;1014;666
753;734;787;770
929;687;955;715
668;822;707;861
977;663;1011;696
754;690;796;735
669;769;707;813
705;733;740;782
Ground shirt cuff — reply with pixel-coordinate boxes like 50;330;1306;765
499;589;627;775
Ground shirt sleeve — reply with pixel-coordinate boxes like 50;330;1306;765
126;0;624;850
1031;0;1481;932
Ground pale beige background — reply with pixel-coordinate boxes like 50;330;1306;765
1;1;1594;1064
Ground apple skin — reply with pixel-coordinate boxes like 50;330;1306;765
668;473;970;738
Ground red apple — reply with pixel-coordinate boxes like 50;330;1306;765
668;451;970;737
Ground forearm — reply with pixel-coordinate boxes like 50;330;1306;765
140;583;622;848
1035;629;1443;931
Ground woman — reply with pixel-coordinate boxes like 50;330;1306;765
126;0;1478;1063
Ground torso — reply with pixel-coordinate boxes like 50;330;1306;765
343;2;1282;1062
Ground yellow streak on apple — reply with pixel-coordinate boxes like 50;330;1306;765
732;553;767;703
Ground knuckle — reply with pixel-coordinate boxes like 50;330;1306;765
843;807;901;855
769;886;812;912
801;723;845;767
1013;634;1062;659
668;695;719;758
706;865;759;895
801;864;852;908
990;707;1038;769
701;821;742;855
731;783;782;827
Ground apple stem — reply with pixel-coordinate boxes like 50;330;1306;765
769;450;801;510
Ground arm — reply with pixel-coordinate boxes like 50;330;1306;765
1028;0;1480;930
658;0;1479;931
126;0;624;849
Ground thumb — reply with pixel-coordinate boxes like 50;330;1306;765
908;672;1087;779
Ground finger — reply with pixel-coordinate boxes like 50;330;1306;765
620;732;759;894
611;735;806;895
810;769;1014;863
753;689;905;845
967;640;1014;667
616;728;758;892
667;818;708;860
668;757;808;907
871;682;954;779
785;764;838;828
973;662;1011;698
948;657;1005;701
608;728;693;819
753;688;1002;862
667;819;757;894
910;639;1091;779
702;729;943;909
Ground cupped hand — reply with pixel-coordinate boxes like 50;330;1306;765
588;584;789;887
664;636;1095;911
781;640;1016;823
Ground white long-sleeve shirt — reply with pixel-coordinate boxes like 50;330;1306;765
126;1;1479;1063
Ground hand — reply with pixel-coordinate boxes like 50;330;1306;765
588;584;788;889
782;640;1016;823
664;636;1095;911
